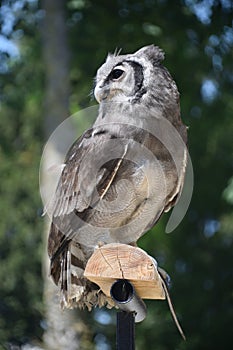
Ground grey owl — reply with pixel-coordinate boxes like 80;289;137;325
48;45;188;310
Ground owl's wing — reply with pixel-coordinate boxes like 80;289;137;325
52;128;97;218
48;126;131;258
51;127;130;216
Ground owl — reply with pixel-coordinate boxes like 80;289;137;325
48;45;188;310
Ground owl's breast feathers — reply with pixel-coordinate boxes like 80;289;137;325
48;122;187;309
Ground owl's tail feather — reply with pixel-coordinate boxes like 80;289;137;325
57;242;115;311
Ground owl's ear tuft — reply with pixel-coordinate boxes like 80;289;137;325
113;47;122;56
106;48;122;62
135;45;165;64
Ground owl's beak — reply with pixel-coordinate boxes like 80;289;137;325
94;83;108;103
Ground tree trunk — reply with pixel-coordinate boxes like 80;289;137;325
40;1;93;349
41;0;70;138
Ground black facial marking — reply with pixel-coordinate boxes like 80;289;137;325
124;60;144;94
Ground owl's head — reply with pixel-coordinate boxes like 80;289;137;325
94;45;178;108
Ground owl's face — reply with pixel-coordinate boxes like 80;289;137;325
94;59;139;103
94;45;166;104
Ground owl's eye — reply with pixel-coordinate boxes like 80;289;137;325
110;68;124;80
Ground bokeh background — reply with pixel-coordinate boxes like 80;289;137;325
0;0;233;349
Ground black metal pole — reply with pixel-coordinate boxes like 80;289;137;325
110;280;147;350
116;311;135;350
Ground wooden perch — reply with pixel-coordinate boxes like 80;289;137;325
84;243;165;300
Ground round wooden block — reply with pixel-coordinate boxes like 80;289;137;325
84;243;165;300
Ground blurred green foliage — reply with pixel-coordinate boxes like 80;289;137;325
0;6;44;343
0;0;233;349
